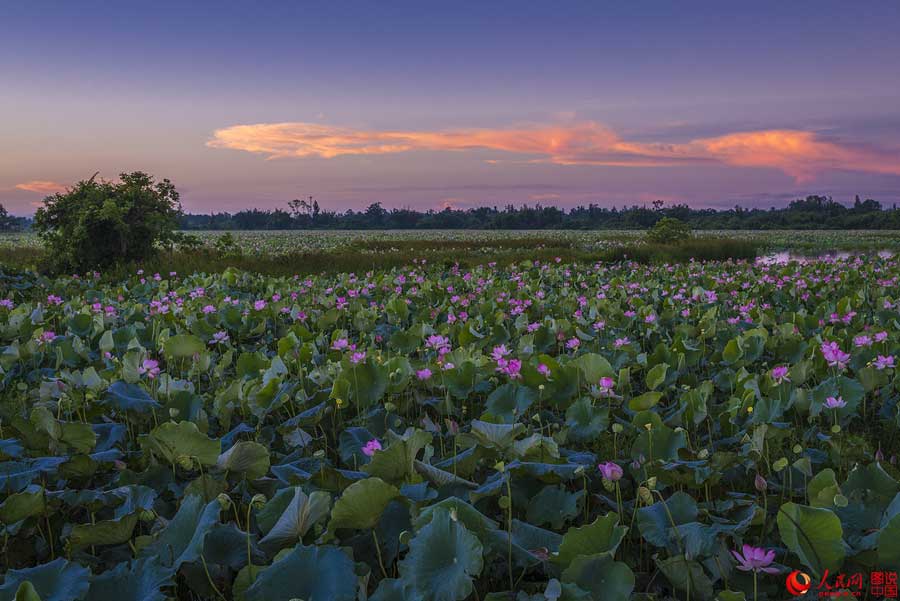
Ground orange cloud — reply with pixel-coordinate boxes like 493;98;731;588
15;180;68;194
207;121;900;181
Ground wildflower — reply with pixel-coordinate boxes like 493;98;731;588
361;439;382;457
731;545;778;574
824;395;846;409
597;461;623;482
771;365;790;384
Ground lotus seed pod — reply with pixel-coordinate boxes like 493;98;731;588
792;444;803;454
646;476;657;489
384;402;397;412
250;493;267;509
698;449;709;459
612;423;624;434
216;493;232;510
638;486;653;504
773;457;789;471
602;479;615;493
831;424;841;434
139;509;156;522
498;495;511;509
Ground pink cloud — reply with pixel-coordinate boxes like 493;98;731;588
15;180;68;194
208;121;900;182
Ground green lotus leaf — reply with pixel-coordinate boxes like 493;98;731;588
645;362;669;390
0;484;45;524
555;512;628;567
399;508;484;601
526;485;583;529
327;476;400;536
485;382;536;423
656;555;714;600
561;553;634;601
564;398;608;443
103;381;161;413
244;544;356;601
216;441;270;480
628;391;663;411
142;421;220;468
83;557;172;601
776;502;845;577
0;559;90;601
163;334;204;359
139;494;221;569
570;353;614;383
68;514;139;550
259;487;331;551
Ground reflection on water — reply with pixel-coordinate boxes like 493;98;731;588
756;250;894;265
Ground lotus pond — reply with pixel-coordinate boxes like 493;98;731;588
1;253;900;600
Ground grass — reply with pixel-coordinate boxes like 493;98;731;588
0;236;762;279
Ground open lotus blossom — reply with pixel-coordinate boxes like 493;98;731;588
350;351;367;364
821;341;851;369
732;545;779;574
139;359;160;379
361;439;382;457
416;368;432;380
874;355;896;370
598;376;617;397
211;331;229;344
824;395;847;409
38;331;56;344
771;365;790;384
597;461;623;482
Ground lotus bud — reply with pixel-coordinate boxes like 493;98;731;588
250;494;267;509
612;423;624;434
754;473;768;493
876;448;885;462
216;493;233;510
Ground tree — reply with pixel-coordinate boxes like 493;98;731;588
33;172;182;272
645;217;692;244
0;203;14;231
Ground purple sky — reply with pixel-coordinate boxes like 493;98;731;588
3;1;900;215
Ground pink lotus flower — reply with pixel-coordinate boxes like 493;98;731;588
597;461;623;482
566;337;580;350
821;341;850;370
38;331;56;344
253;300;267;311
332;338;349;351
211;331;229;344
874;355;895;370
537;363;551;377
771;365;790;384
732;545;778;574
361;439;382;457
139;359;160;379
599;376;617;397
416;368;432;381
824;395;846;409
350;351;366;364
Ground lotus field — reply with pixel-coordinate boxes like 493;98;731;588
2;253;900;601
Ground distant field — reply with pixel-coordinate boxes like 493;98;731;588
2;229;899;277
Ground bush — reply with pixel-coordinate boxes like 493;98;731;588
645;217;693;244
33;172;182;272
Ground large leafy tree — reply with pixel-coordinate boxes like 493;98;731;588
34;172;182;272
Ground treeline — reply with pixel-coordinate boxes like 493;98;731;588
178;195;900;230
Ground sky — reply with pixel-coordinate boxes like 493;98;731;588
2;1;900;215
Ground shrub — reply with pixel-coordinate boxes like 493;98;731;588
33;172;182;272
645;217;693;244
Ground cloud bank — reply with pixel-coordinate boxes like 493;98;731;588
208;121;900;182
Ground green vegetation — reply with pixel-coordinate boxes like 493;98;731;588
1;251;899;599
644;217;693;244
33;172;183;273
